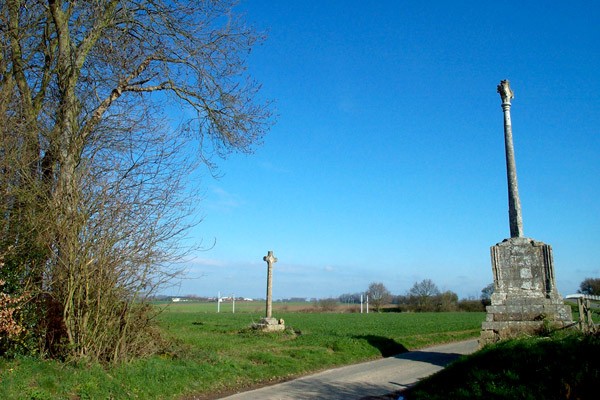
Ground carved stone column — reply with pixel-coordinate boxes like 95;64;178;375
498;80;524;238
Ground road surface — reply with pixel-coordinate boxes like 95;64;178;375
219;339;478;400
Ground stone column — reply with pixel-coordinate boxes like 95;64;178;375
498;80;524;238
263;250;278;319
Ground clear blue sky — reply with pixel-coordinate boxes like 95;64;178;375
170;1;599;300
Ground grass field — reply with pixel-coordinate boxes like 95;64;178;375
0;303;484;399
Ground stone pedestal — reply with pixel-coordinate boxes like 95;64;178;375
480;237;573;346
253;317;285;332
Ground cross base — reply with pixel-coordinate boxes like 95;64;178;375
480;237;573;347
252;317;286;332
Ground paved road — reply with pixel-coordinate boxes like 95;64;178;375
219;339;478;400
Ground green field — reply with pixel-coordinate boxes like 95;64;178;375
0;304;484;399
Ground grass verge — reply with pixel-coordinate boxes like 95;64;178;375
402;330;599;400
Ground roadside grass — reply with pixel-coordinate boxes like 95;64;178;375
0;306;484;399
403;330;599;400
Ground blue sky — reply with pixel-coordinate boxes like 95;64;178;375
170;1;599;300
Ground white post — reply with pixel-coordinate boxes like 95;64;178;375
366;294;369;314
217;291;221;313
360;294;363;314
232;294;235;314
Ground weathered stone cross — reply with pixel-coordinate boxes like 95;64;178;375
263;250;278;319
497;80;524;238
480;80;573;347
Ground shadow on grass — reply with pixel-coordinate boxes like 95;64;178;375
402;332;599;399
353;335;408;357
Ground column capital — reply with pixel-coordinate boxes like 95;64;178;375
497;79;514;105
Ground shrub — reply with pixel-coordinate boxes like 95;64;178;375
458;299;486;312
317;298;339;312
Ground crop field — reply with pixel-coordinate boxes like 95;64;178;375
0;304;485;400
157;300;354;313
159;302;485;350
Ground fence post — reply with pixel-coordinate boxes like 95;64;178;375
578;297;585;331
585;299;594;332
360;294;363;314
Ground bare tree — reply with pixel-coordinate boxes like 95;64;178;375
0;0;272;361
367;282;392;312
409;279;440;297
408;279;440;312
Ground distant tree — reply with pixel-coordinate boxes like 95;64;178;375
409;279;440;297
366;282;392;312
317;298;339;312
408;279;440;312
339;293;361;304
395;294;410;312
578;278;600;296
282;297;307;303
481;283;494;306
458;299;486;312
436;290;459;312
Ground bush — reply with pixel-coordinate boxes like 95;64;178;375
0;279;28;354
313;298;339;312
458;299;486;312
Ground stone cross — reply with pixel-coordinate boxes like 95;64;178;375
480;81;573;347
497;80;524;238
263;250;278;319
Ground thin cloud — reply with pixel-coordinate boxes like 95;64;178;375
258;160;290;174
206;186;244;212
185;256;227;268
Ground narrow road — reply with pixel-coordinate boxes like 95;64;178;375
219;339;478;400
